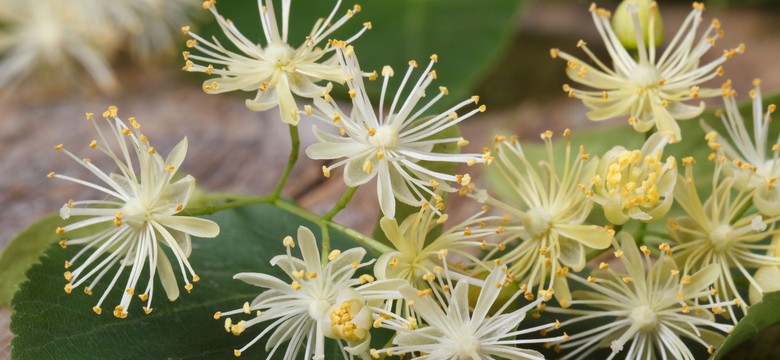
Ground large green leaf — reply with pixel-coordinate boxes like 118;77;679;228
712;291;780;360
10;203;387;359
190;0;523;107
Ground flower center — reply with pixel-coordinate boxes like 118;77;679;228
630;64;660;88
454;333;480;359
309;298;331;320
370;125;399;148
122;198;152;226
329;301;366;342
629;305;657;332
266;43;295;70
525;207;553;238
710;224;733;252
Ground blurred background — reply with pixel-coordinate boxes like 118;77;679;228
2;0;780;358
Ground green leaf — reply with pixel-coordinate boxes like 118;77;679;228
0;214;65;308
190;0;523;106
711;291;780;359
11;203;387;359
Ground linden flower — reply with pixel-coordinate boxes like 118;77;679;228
371;264;566;360
546;233;732;360
109;0;198;60
51;107;220;317
305;47;487;218
374;204;502;317
217;226;403;359
703;81;780;216
551;2;744;142
667;158;780;314
183;0;371;125
484;131;613;303
591;132;677;225
0;0;117;91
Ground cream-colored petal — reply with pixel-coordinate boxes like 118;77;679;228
343;150;377;187
749;266;780;304
377;160;396;218
275;74;299;125
155;215;220;238
557;235;586;272
297;226;321;272
245;88;279;112
555;223;613;250
156;247;180;301
165;137;188;174
682;263;719;299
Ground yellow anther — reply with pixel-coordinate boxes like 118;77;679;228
92;306;102;315
291;281;301;290
282;235;295;248
185;283;194;293
599;262;609;269
328;249;341;260
359;274;375;284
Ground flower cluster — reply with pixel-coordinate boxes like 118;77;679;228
38;0;780;359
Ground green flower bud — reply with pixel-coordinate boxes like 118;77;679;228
611;0;664;50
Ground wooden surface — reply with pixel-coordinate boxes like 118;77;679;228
2;2;780;358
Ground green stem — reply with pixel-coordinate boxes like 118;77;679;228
324;187;357;221
183;196;273;216
320;222;331;264
275;200;394;254
271;124;300;202
636;221;648;245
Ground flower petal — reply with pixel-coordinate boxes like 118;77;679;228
297;226;322;272
156;247;180;301
555;223;613;250
155;215;220;238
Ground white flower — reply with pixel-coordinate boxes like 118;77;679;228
305;46;487;218
704;80;780;216
0;0;118;92
374;204;500;318
216;226;402;359
668;158;780;313
106;0;198;60
372;264;565;360
51;107;220;317
484;131;613;304
551;2;743;142
546;233;732;360
591;132;677;225
182;0;371;125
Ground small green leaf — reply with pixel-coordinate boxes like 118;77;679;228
11;203;388;359
712;291;780;359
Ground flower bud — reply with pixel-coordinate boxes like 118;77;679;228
611;0;664;50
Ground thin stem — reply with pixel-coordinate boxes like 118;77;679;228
636;221;648;245
320;222;331;264
182;196;273;216
275;200;394;254
324;187;357;221
271;124;300;202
